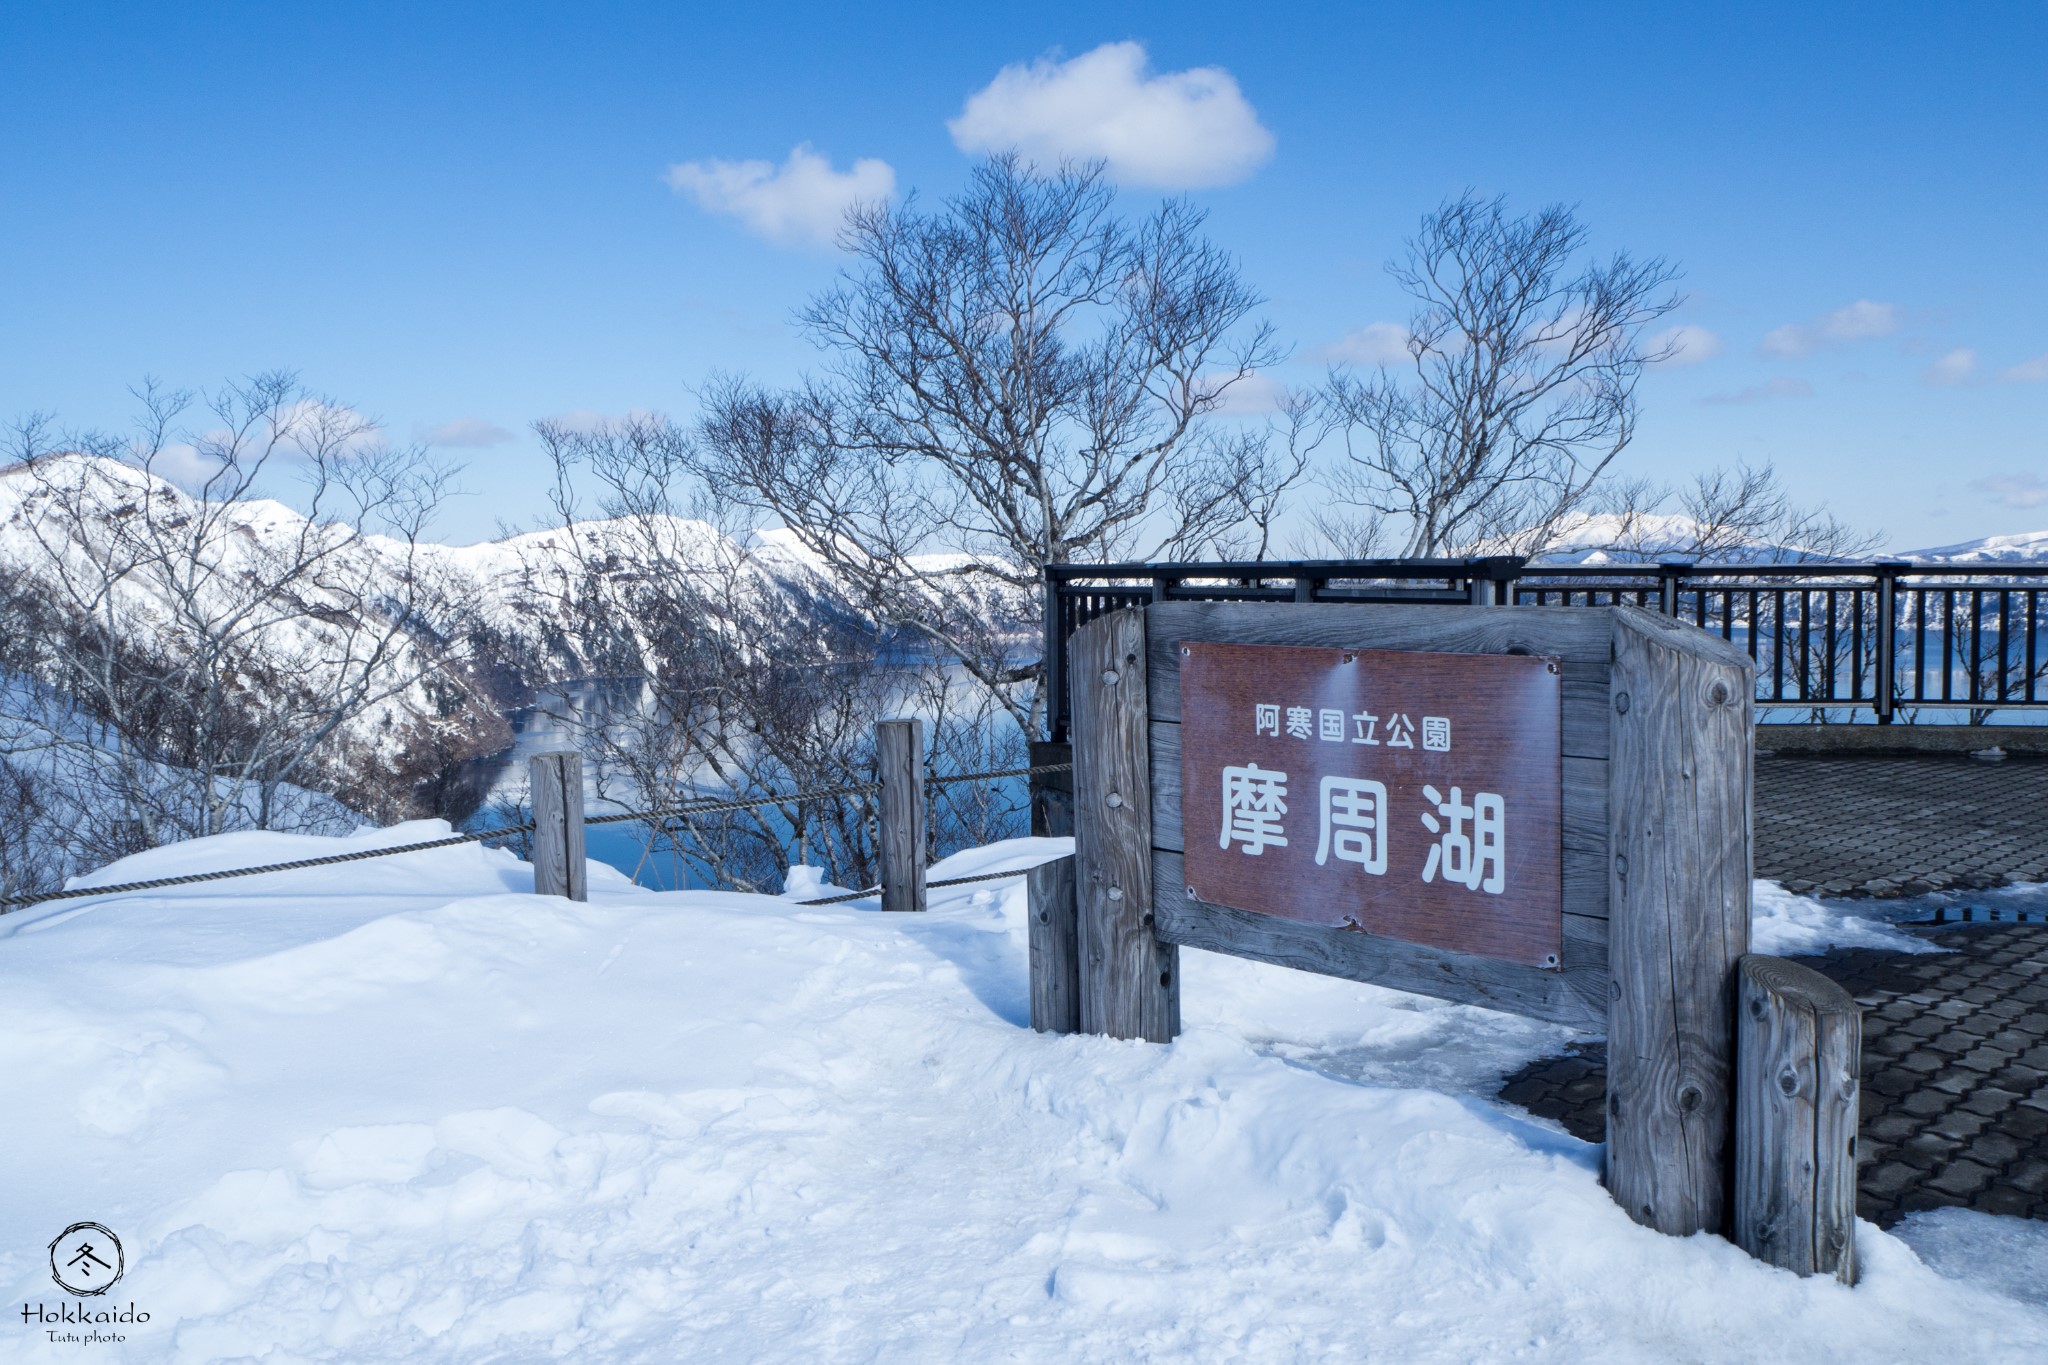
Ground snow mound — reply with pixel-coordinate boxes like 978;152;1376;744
1751;881;1943;957
0;831;2040;1360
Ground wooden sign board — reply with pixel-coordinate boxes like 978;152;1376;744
1178;642;1563;969
1057;599;1759;1243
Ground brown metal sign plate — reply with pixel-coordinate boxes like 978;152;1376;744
1178;642;1564;968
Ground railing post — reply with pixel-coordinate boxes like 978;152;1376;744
1294;575;1316;603
1042;569;1064;742
529;751;587;902
1467;560;1493;606
1027;740;1074;837
1735;954;1862;1284
1658;560;1688;617
876;718;926;912
1874;560;1903;725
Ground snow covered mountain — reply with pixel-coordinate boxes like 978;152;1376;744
1524;511;1840;565
0;454;839;721
1898;529;2048;563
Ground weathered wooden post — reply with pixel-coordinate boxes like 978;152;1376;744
529;751;587;902
1070;609;1178;1042
1027;854;1080;1033
1735;954;1862;1283
1606;608;1753;1236
876;718;926;913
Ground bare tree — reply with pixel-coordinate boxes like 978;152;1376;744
528;416;1023;894
0;375;493;874
690;154;1290;733
1319;193;1681;557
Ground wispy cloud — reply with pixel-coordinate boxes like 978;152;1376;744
2001;351;2048;384
949;42;1274;189
1321;322;1411;367
540;408;659;437
665;145;894;247
1203;372;1292;415
424;417;515;448
1759;300;1902;358
1648;324;1723;366
1700;377;1815;406
1975;473;2048;509
1921;348;1977;387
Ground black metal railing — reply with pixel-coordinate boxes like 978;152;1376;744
1045;558;2048;739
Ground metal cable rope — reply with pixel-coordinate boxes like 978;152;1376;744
925;761;1072;787
0;765;1073;915
588;781;883;827
794;862;1063;906
0;823;537;912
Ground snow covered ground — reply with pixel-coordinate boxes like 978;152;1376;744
2;832;2044;1362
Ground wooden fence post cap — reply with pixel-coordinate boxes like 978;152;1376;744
1739;954;1860;1019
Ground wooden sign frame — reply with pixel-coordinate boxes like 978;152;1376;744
1058;601;1756;1239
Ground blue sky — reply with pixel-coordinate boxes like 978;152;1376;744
2;1;2043;548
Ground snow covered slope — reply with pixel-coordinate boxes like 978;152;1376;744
1901;529;2048;563
0;832;2039;1361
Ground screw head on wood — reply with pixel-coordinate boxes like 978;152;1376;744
1614;854;1628;876
1102;668;1120;686
1180;645;1191;656
1107;886;1124;902
1105;791;1124;809
1614;691;1631;714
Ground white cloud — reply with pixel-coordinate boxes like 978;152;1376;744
425;417;515;448
1322;322;1412;367
948;42;1274;189
2000;351;2048;383
1204;372;1291;415
1975;473;2048;509
1921;348;1977;387
150;441;228;489
1648;324;1723;366
665;145;894;247
1759;300;1903;358
1700;377;1815;406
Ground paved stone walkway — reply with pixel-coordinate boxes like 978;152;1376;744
1756;753;2048;897
1499;923;2048;1227
1500;754;2048;1227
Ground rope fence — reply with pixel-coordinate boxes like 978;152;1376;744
0;756;1072;917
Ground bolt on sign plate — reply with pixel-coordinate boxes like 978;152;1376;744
1178;642;1564;969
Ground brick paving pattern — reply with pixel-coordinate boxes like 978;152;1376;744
1756;752;2048;897
1499;754;2048;1227
1499;924;2048;1228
